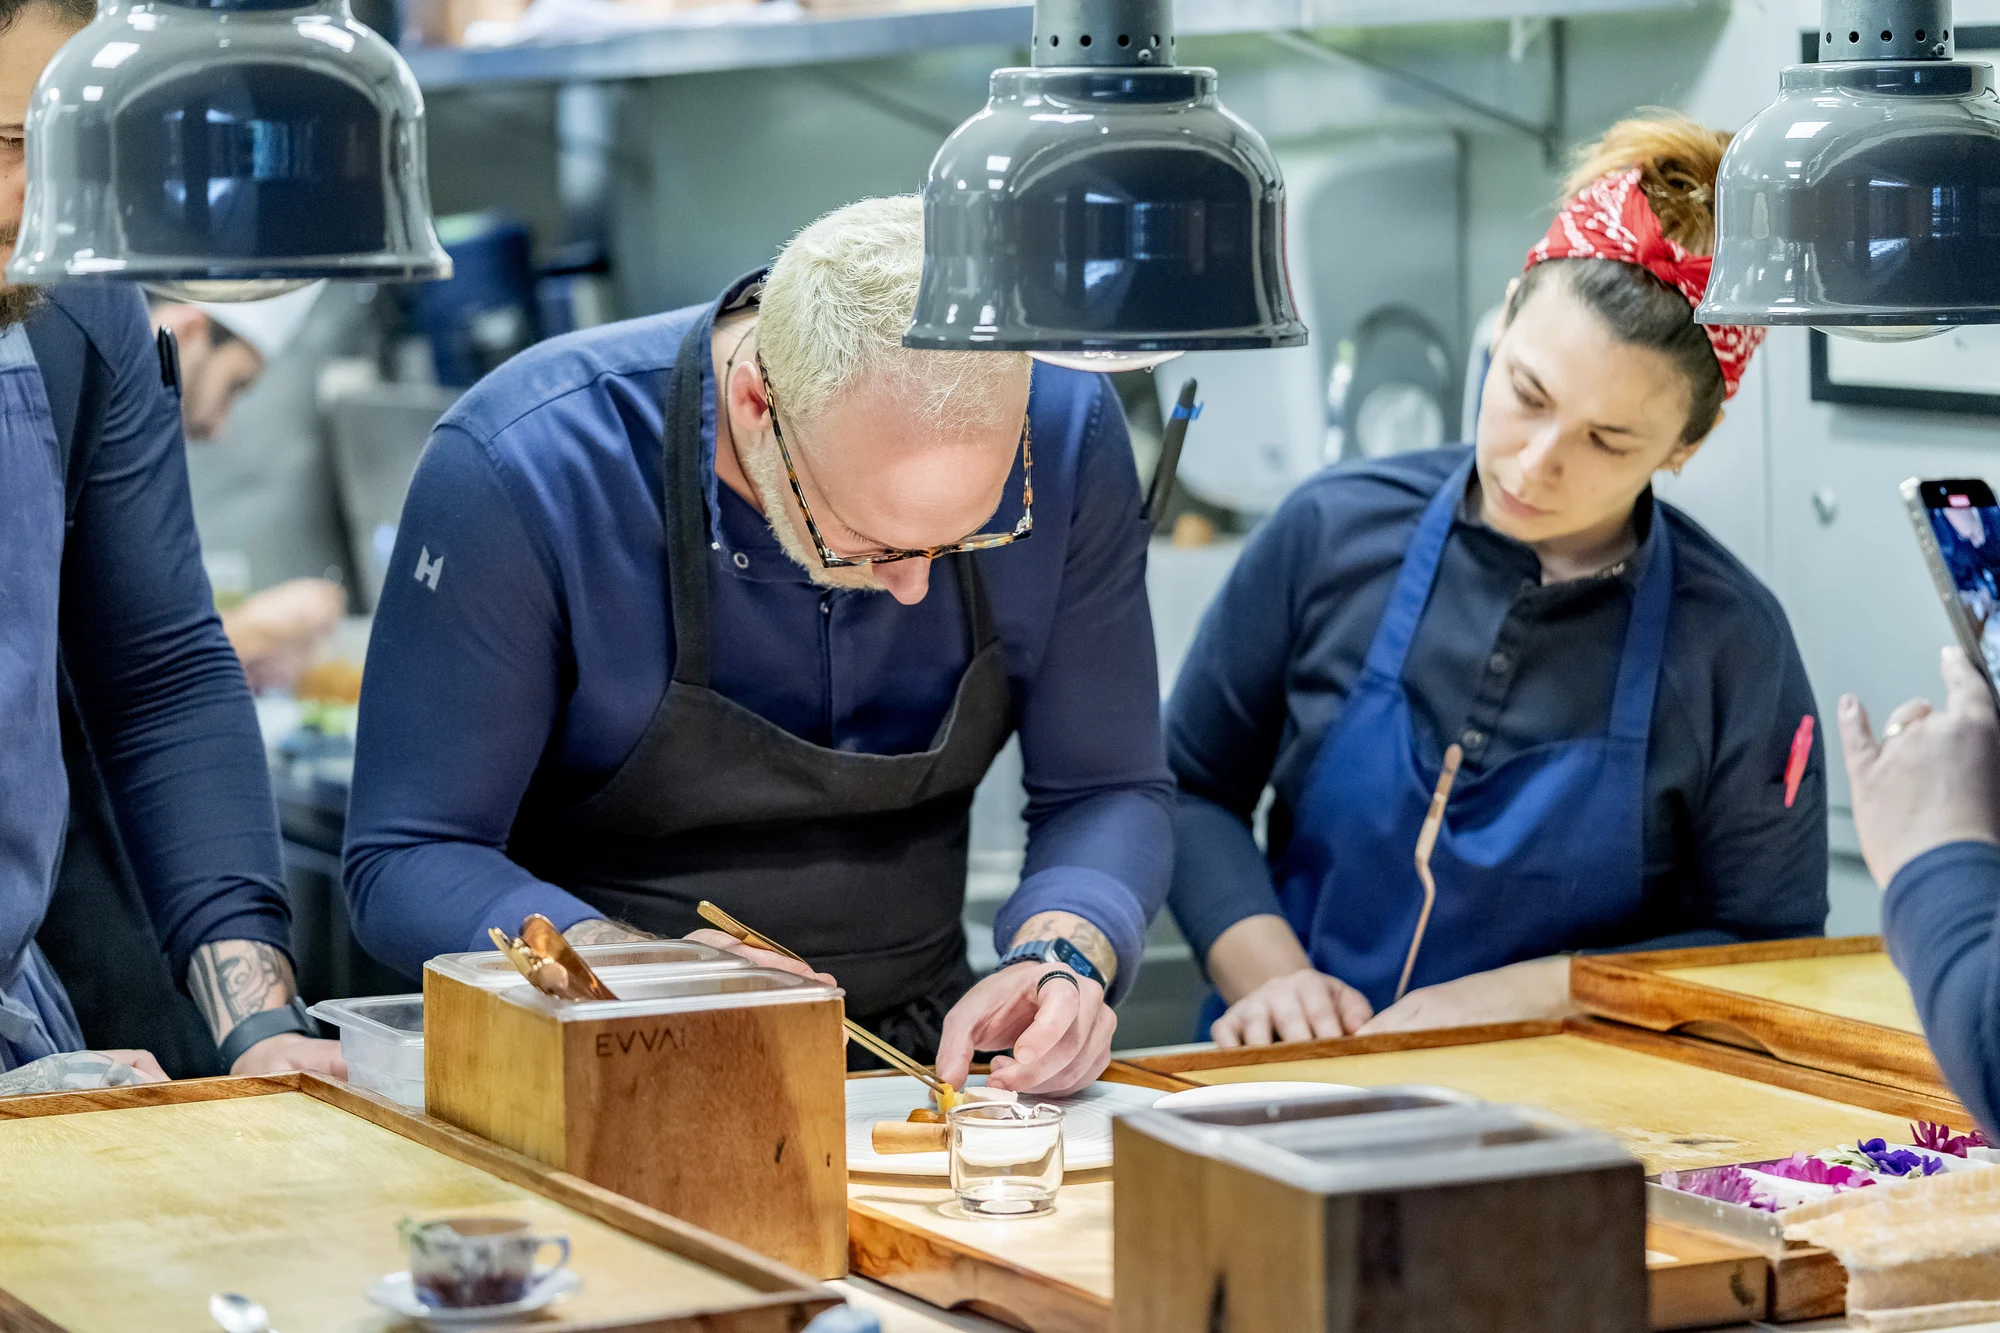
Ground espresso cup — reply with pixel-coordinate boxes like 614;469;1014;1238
401;1216;570;1308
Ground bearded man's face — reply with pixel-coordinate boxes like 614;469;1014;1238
1;7;79;326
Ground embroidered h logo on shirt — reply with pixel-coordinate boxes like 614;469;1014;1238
415;546;445;591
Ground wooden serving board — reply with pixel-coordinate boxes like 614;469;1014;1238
843;1027;1947;1329
0;1073;838;1333
1570;937;1948;1100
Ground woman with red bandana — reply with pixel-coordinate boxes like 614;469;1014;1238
1167;115;1829;1046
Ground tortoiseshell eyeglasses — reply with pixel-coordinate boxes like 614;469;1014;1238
758;356;1032;568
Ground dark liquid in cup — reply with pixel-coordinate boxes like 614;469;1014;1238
410;1217;536;1308
414;1271;530;1309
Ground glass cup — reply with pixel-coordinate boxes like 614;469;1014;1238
949;1101;1065;1217
399;1216;570;1308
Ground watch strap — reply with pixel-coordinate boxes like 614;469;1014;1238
217;996;318;1070
997;937;1106;988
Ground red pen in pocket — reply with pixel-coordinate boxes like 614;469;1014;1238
1784;714;1815;809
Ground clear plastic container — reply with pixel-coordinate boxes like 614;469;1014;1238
308;994;425;1109
426;938;749;991
497;966;840;1021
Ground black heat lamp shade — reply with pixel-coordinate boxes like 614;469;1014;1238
904;66;1306;357
6;0;449;300
1699;59;2000;331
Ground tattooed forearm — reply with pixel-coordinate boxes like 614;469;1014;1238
563;918;653;946
0;1052;142;1097
187;939;296;1044
1011;911;1118;985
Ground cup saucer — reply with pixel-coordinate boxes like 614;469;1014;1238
366;1268;580;1323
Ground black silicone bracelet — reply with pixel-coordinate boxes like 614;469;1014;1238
216;996;318;1070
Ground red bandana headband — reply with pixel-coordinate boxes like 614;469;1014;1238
1524;167;1764;400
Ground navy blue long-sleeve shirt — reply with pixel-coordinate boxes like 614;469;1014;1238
1166;446;1828;970
344;293;1173;993
37;286;291;979
1886;841;2000;1136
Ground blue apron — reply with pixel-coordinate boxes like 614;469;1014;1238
1262;454;1673;1017
0;323;83;1067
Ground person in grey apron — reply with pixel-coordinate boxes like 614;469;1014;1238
346;197;1172;1095
1;0;349;1090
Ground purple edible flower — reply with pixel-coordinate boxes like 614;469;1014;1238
1911;1121;1990;1157
1858;1138;1947;1177
1758;1154;1875;1189
1660;1166;1777;1211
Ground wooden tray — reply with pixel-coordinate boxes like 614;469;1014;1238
843;1028;1960;1329
0;1072;840;1333
1570;936;1948;1100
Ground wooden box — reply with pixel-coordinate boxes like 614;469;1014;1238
0;1072;839;1332
425;962;849;1278
847;1024;1973;1331
1569;937;1947;1100
1114;1092;1648;1333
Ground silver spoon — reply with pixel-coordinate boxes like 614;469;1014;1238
208;1292;271;1333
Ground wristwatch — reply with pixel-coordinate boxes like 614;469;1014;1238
995;938;1106;989
217;997;319;1071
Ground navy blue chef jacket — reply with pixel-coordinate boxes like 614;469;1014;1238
1885;844;2000;1136
8;285;291;1066
343;284;1173;996
1167;447;1829;972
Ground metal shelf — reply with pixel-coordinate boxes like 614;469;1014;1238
406;0;1701;90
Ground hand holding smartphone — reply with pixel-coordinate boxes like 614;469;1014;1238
1902;476;2000;712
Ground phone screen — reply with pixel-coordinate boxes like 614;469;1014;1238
1920;480;2000;689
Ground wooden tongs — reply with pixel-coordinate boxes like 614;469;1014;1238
1394;744;1463;1004
695;900;960;1107
488;914;620;1003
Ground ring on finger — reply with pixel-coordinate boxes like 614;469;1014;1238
1883;721;1907;740
1036;970;1081;995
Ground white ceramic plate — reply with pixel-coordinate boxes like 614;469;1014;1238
845;1075;1160;1176
365;1268;579;1323
1151;1081;1360;1109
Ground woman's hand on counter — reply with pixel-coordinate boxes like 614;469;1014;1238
0;1049;167;1097
230;1034;348;1079
1841;646;2000;888
1202;914;1373;1046
936;963;1115;1098
1353;956;1574;1036
1210;969;1374;1047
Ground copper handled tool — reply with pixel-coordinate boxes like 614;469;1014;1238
1395;744;1463;1004
487;914;620;1003
696;899;957;1104
520;914;619;1000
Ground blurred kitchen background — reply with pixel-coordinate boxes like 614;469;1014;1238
182;0;2000;1047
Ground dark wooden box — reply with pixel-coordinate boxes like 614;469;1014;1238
1114;1090;1648;1333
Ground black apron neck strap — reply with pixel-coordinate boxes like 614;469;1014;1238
955;552;998;654
663;313;717;688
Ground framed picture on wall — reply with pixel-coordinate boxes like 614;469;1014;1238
1803;27;2000;415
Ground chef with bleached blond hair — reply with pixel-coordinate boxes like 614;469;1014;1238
344;195;1171;1096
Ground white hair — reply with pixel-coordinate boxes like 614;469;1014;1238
757;195;1028;439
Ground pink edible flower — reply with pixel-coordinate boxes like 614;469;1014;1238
1911;1121;1989;1157
1660;1166;1776;1212
1758;1154;1875;1189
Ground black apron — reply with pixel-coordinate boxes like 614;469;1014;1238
507;311;1015;1067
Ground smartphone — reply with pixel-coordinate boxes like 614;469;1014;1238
1902;476;2000;710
